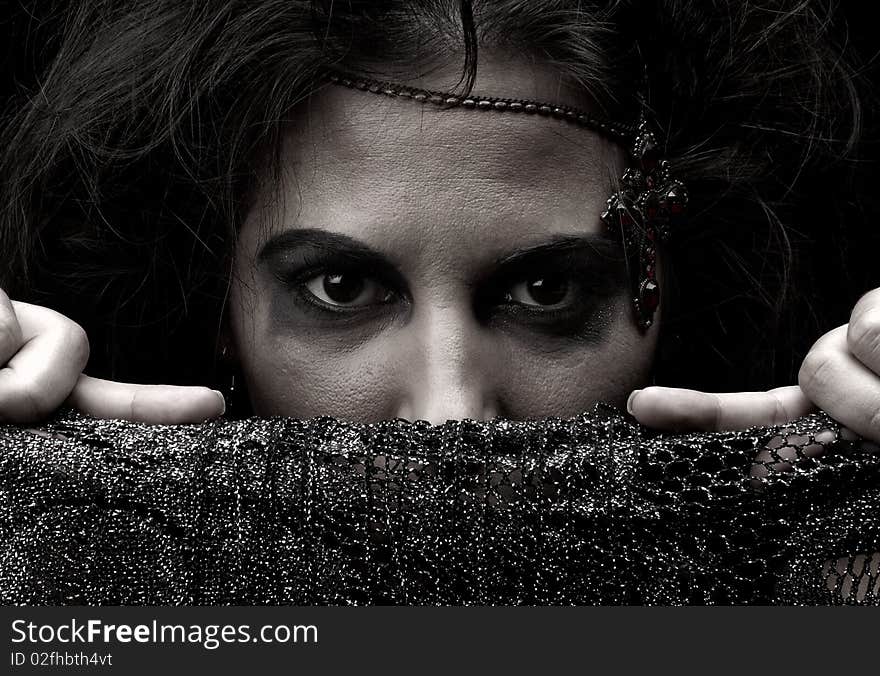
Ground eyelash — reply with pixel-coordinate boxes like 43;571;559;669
278;266;401;317
276;253;614;333
487;264;604;331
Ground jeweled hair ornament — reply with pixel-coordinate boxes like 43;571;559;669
326;71;688;331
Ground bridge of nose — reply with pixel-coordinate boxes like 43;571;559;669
392;301;500;424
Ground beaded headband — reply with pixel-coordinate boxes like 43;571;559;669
326;71;688;330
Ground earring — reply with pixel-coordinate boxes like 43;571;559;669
217;344;248;418
601;118;688;331
227;374;238;416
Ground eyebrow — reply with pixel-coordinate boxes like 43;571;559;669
258;229;390;266
258;228;623;274
492;233;623;269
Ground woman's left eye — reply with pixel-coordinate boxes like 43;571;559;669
302;272;393;308
504;272;572;307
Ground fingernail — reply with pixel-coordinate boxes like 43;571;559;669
626;390;641;415
212;389;226;416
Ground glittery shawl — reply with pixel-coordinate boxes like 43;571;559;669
1;406;878;605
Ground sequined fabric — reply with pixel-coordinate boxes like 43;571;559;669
1;406;878;605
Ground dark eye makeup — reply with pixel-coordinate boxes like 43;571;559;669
304;272;392;307
259;229;406;322
259;229;627;338
476;239;627;339
271;253;403;320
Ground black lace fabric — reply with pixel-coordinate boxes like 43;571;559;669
1;405;878;605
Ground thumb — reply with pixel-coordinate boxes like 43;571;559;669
627;385;815;432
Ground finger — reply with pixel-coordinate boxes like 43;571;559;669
0;302;90;423
799;324;880;443
0;289;25;365
847;288;880;375
67;374;225;425
628;384;815;431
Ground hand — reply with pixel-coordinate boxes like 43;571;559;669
0;289;225;424
628;288;880;444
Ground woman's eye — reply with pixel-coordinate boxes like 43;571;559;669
504;273;571;307
302;272;393;308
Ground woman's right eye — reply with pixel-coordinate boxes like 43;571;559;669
504;272;572;308
301;272;394;309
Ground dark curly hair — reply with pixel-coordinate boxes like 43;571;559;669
0;0;874;404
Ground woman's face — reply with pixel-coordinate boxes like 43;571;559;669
230;60;659;423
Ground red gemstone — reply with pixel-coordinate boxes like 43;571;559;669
640;279;660;313
666;184;687;215
639;135;660;173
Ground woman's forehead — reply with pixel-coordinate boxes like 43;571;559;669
291;58;619;185
243;60;625;258
293;86;618;183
